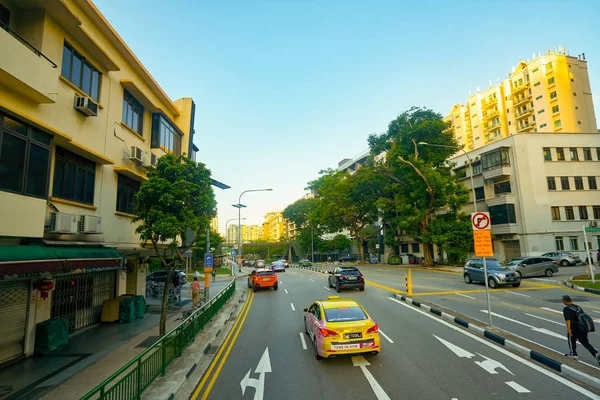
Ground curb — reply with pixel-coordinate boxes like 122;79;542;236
564;280;600;296
393;293;600;390
291;265;328;274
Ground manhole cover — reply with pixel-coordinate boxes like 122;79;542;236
546;296;591;303
207;345;219;355
136;336;160;348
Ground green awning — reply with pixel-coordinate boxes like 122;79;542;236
0;245;122;263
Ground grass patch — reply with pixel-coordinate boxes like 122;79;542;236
568;274;600;290
186;267;231;281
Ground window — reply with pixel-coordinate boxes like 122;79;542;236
578;121;582;125
583;148;592;161
540;123;547;128
116;174;140;215
151;114;182;155
597;148;600;161
488;204;517;225
53;147;96;205
554;120;562;128
594;206;600;220
455;167;467;179
61;42;101;101
570;148;579;161
589;177;598;190
475;186;485;200
534;82;540;87
400;244;409;253
0;4;10;27
573;92;577;96
122;90;144;135
550;91;557;99
569;237;579;251
548;77;555;85
482;148;510;171
555;237;564;251
560;177;570;190
547;177;556;190
535;95;543;100
579;206;589;220
565;206;575;220
556;148;565;160
472;163;482;175
552;105;560;114
547;63;553;71
494;181;511;195
575;176;584;190
0;114;52;198
532;67;539;73
551;206;561;220
411;243;420;253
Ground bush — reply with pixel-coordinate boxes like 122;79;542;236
388;255;401;265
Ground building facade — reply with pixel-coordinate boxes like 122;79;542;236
210;215;219;233
0;0;198;364
227;224;261;244
261;212;285;242
446;48;597;151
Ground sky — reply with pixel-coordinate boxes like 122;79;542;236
94;0;600;236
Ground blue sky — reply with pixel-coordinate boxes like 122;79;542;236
94;0;600;235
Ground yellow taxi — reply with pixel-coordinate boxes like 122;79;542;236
303;296;380;360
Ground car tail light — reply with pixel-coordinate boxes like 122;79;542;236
358;274;363;278
366;324;379;334
319;327;338;337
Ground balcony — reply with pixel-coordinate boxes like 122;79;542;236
0;23;58;103
514;108;532;120
482;109;499;121
512;82;530;95
516;122;535;133
485;192;515;207
482;165;511;180
481;97;498;110
512;96;530;107
491;223;519;235
484;122;501;132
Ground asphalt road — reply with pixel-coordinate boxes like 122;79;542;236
189;267;599;400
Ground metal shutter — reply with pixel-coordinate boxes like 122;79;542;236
0;280;30;364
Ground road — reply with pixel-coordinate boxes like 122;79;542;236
188;267;598;400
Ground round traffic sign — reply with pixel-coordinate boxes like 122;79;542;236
471;212;490;230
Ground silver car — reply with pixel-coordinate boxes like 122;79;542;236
541;252;581;266
505;256;558;278
256;260;266;268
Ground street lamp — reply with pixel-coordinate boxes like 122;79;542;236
232;189;273;277
417;142;477;213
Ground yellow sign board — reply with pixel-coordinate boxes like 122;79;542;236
473;230;494;257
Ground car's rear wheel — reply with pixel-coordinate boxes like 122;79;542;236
336;283;342;293
512;282;521;287
359;286;365;291
560;260;569;266
274;285;278;290
488;278;497;289
545;269;554;277
464;274;472;284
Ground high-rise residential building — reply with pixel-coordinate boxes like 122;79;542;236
227;224;260;243
262;212;285;241
446;48;597;151
210;215;219;233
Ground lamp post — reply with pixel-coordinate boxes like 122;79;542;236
232;189;273;277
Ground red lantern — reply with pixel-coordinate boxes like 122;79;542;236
36;279;54;300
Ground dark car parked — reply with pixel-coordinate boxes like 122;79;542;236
339;256;357;263
147;270;187;286
463;258;520;288
328;266;364;292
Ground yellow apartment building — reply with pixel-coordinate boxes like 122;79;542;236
446;48;597;150
261;212;285;242
210;215;219;233
0;0;201;364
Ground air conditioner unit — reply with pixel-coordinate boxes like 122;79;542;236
151;153;158;168
74;95;98;117
142;152;158;168
129;146;143;164
78;215;103;234
49;212;78;233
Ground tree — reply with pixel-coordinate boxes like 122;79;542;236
194;230;224;266
368;107;469;266
133;153;216;336
332;234;351;253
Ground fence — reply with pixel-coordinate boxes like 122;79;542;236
81;280;236;400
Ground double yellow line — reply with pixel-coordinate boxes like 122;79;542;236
191;289;254;400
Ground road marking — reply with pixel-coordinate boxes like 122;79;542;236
324;286;330;291
240;347;271;400
280;281;283;284
480;310;565;339
284;289;288;294
378;329;394;344
532;278;558;283
309;278;315;282
593;311;600;315
290;303;295;311
504;291;530;298
352;356;391;400
524;312;563;326
541;307;600;323
433;335;474;358
299;332;307;350
475;353;514;375
505;381;531;393
388;298;598;399
455;293;476;300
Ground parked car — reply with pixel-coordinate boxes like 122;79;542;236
271;261;286;272
328;266;364;292
256;260;266;268
463;258;520;288
505;257;558;278
339;256;357;263
299;258;311;266
248;268;278;292
541;252;582;266
147;270;187;286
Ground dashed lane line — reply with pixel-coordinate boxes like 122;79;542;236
290;303;295;311
284;289;288;294
299;332;307;350
524;312;563;326
504;291;530;297
505;381;531;393
324;286;330;291
378;329;394;344
309;278;315;282
455;293;476;300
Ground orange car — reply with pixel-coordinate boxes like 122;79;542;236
248;268;278;292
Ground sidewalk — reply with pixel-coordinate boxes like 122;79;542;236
0;268;252;400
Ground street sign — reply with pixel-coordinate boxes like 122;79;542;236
473;230;494;257
471;212;491;230
585;226;600;233
375;244;380;249
204;253;213;268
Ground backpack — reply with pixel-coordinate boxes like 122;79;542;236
570;305;595;333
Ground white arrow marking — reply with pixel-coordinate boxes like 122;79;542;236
240;348;271;400
474;353;514;375
505;381;530;393
480;310;566;339
378;329;394;344
351;356;391;400
433;335;475;358
299;332;307;350
290;303;295;311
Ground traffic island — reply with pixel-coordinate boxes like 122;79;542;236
564;274;600;296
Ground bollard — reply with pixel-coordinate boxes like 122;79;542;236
405;269;413;295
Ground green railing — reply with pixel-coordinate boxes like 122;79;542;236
81;280;236;400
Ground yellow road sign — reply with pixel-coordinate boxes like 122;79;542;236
473;230;494;257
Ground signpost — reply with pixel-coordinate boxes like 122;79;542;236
472;212;493;327
584;226;598;283
204;253;213;288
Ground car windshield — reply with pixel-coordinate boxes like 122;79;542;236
324;306;368;322
258;271;274;276
487;261;508;270
339;268;360;275
505;259;523;266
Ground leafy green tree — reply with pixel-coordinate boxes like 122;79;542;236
430;213;473;265
332;234;351;254
194;230;224;266
369;107;469;266
133;153;216;336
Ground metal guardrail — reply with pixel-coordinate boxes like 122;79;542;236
81;280;236;400
0;21;57;68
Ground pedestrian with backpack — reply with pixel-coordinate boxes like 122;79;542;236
562;294;600;364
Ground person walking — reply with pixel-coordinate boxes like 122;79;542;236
562;294;600;364
189;276;201;307
194;269;200;280
212;267;217;282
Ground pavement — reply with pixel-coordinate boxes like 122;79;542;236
185;266;600;399
0;271;249;400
